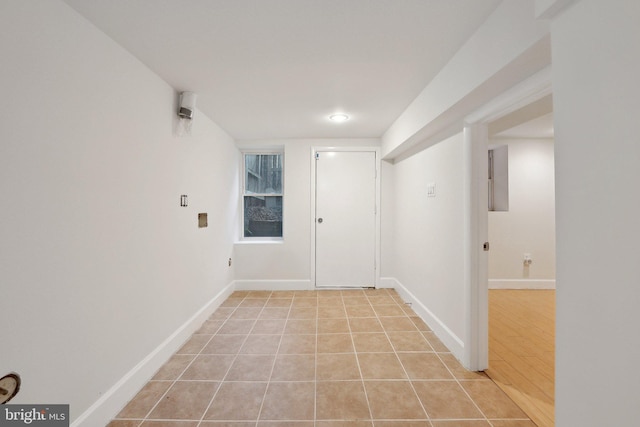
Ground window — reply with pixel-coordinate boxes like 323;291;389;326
243;152;283;238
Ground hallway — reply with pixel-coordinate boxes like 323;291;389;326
109;289;534;426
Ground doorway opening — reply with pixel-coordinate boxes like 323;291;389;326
485;103;556;427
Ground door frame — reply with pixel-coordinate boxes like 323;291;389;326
310;146;381;289
463;66;552;370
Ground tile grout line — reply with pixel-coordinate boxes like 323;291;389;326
425;306;497;427
254;291;300;426
314;293;318;427
370;288;433;426
344;290;375;426
195;291;272;427
138;296;242;424
433;348;496;425
405;291;505;426
395;291;495;423
111;289;535;427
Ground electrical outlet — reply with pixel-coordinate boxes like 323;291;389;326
228;258;232;267
198;213;208;228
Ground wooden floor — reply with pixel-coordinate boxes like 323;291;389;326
486;289;555;427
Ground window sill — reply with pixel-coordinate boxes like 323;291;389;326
235;238;284;245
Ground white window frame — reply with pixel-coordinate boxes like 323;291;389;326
241;150;284;241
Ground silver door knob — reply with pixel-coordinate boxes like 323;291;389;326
317;218;323;223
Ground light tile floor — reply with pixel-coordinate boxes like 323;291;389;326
109;289;536;427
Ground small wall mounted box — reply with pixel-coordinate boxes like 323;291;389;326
198;213;208;228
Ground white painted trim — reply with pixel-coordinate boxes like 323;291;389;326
389;278;465;363
71;282;235;427
462;123;489;371
234;279;313;291
489;279;556;289
378;277;397;289
465;67;552;125
310;146;382;289
535;0;578;20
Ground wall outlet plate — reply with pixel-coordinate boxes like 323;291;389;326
198;213;208;228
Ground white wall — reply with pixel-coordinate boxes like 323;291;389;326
382;0;550;159
0;1;238;424
388;133;466;357
488;138;556;288
551;0;640;425
375;0;558;371
234;139;380;288
380;1;554;368
380;159;396;280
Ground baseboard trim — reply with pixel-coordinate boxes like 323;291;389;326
489;279;556;289
386;277;465;362
234;279;313;291
378;277;397;289
71;281;235;427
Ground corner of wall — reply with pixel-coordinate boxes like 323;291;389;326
386;278;465;363
71;282;235;427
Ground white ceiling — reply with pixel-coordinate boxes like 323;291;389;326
62;0;501;140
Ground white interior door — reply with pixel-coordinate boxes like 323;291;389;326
315;150;376;288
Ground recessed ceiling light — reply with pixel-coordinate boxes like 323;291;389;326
329;114;349;122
